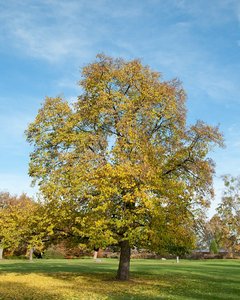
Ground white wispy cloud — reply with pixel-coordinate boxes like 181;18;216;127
13;27;84;63
170;0;239;25
0;0;146;63
195;68;240;103
0;1;96;63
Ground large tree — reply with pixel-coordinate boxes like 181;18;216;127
26;54;223;280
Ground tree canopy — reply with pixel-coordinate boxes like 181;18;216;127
26;54;223;280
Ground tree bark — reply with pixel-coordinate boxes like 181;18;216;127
116;240;131;281
0;248;3;260
29;248;34;261
93;250;98;259
93;247;99;260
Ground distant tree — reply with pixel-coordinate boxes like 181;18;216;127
26;54;223;280
195;212;223;251
209;239;219;254
15;195;50;260
0;193;52;260
0;192;21;259
208;215;223;249
217;175;240;256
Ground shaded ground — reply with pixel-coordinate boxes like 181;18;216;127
0;258;239;299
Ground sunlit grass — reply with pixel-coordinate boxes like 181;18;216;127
0;258;240;299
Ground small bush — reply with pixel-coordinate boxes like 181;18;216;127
43;247;65;259
7;255;27;260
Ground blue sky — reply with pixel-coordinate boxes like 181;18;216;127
0;0;239;215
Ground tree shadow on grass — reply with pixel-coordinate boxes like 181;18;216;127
52;272;240;300
0;259;118;274
34;270;240;300
204;262;240;269
0;272;147;300
1;260;240;300
0;281;61;300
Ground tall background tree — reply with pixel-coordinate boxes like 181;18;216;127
0;192;20;259
217;175;240;256
195;210;223;253
26;54;223;280
0;192;52;260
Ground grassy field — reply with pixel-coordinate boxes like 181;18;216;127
0;258;239;300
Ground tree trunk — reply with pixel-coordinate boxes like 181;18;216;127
116;240;131;281
93;250;98;260
93;247;99;260
0;248;3;260
29;248;34;261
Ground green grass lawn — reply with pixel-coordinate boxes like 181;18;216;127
0;258;239;299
